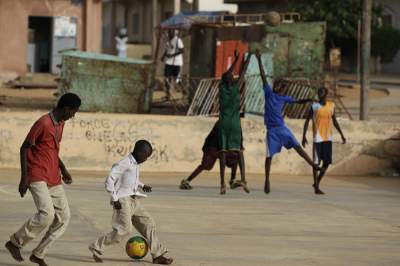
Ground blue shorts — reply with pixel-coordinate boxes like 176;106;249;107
266;126;299;158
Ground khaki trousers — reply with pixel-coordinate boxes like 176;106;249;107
90;196;167;259
10;181;70;259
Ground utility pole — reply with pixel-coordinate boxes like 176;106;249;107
152;0;158;57
174;0;181;15
360;0;372;120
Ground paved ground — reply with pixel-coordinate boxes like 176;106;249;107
0;169;400;266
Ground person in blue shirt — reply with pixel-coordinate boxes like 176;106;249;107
255;50;321;194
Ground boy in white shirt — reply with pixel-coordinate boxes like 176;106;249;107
89;140;173;265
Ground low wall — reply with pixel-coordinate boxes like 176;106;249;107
0;111;399;176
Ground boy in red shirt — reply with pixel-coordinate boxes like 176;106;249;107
5;93;81;266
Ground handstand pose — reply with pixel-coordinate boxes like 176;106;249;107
180;121;243;190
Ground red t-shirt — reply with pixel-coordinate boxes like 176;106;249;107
25;113;65;186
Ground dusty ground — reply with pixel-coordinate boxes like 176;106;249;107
0;169;399;266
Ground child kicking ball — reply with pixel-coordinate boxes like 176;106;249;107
89;140;173;265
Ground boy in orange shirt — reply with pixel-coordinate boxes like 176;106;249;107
302;87;346;194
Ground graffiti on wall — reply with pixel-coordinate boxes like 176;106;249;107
70;118;169;163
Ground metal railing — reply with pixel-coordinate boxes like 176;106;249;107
187;75;316;118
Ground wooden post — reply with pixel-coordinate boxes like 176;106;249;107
173;0;181;15
360;0;372;120
152;0;158;57
111;0;117;54
357;20;361;83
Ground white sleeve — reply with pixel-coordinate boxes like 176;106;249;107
105;161;126;202
178;38;184;49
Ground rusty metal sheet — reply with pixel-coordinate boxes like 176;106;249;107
58;51;154;113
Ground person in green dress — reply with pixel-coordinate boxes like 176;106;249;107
218;50;251;195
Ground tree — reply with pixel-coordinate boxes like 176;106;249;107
372;26;400;62
289;0;382;57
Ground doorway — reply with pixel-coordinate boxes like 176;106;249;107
27;16;52;73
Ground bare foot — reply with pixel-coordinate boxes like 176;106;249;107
93;254;103;263
264;181;270;194
240;181;250;193
313;184;325;195
220;184;226;195
153;255;174;265
89;246;103;263
30;255;49;266
5;241;23;262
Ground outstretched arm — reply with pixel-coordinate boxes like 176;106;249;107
223;50;240;77
302;108;313;147
238;52;252;84
294;98;315;105
332;114;346;144
255;49;268;87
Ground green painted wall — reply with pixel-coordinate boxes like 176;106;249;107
252;22;327;80
58;51;154;113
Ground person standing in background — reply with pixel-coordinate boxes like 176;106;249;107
161;29;184;100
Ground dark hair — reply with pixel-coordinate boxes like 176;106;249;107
57;93;81;109
318;87;328;94
133;139;153;155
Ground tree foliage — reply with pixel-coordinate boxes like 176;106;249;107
371;26;400;62
288;0;400;62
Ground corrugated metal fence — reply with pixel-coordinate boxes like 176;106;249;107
187;75;315;118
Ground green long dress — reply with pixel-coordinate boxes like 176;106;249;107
218;81;242;151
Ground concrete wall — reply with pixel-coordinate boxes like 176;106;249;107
0;111;399;176
0;0;101;75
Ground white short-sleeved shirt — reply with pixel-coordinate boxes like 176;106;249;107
165;36;184;66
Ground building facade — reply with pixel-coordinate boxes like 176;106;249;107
0;0;102;75
101;0;192;53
